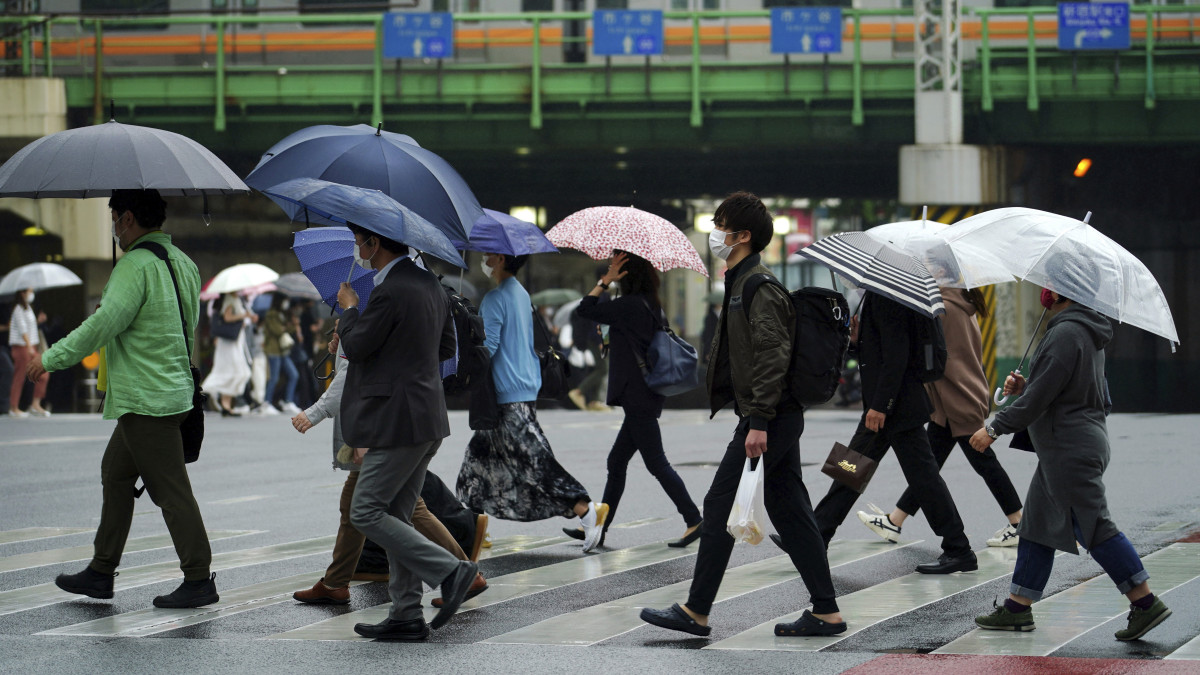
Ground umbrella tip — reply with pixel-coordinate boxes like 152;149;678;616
375;123;382;136
109;100;115;122
1083;211;1093;224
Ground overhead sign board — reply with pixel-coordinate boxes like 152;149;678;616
593;10;663;56
771;7;842;55
1057;2;1130;51
383;12;453;59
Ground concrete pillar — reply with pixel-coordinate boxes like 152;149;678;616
0;198;110;261
0;78;66;139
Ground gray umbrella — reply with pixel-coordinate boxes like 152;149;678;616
0;120;248;198
273;272;323;301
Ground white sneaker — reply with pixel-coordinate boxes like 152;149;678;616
8;409;29;418
987;523;1020;547
856;503;901;543
580;502;610;553
29;408;50;417
255;403;280;416
231;405;251;415
280;401;302;415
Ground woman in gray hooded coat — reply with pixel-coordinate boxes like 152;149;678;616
968;288;1170;641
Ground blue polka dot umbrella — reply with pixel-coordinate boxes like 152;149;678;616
292;226;378;315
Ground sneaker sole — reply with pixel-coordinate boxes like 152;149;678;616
55;582;113;600
1116;608;1172;641
153;593;220;608
293;594;350;605
976;620;1036;632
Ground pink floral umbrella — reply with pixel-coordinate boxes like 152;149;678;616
546;206;708;277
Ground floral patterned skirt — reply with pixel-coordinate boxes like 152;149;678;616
456;402;590;521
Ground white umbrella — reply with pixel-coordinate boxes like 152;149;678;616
0;262;84;295
205;263;279;295
866;219;1013;289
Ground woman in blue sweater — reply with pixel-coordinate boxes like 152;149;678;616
456;252;608;552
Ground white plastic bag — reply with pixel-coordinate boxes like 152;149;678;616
726;458;767;545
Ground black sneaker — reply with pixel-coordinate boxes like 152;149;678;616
55;567;116;599
153;573;219;608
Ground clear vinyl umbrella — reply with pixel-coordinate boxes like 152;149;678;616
866;214;1013;289
0;263;83;295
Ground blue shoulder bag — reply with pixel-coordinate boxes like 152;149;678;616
637;299;700;397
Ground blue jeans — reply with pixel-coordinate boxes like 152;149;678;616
266;354;298;406
1011;514;1149;601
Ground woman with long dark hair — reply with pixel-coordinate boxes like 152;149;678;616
570;251;703;548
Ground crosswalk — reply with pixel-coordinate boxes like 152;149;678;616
2;524;1198;663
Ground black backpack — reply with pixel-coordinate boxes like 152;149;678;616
441;284;490;395
743;274;851;406
913;314;948;383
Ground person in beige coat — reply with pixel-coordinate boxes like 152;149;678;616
856;288;1024;547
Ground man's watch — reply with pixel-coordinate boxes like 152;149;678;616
985;424;999;440
596;280;609;290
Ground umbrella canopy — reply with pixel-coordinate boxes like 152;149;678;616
200;279;276;302
796;231;944;317
466;209;558;257
866;220;1013;289
943;207;1179;347
273;272;324;301
292;227;378;314
0;262;83;295
530;288;583;307
439;275;478;302
261;178;465;269
0;120;248;198
547;206;708;276
245;124;482;248
553;297;583;330
206;263;279;296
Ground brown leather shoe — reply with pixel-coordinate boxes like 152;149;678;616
293;579;350;605
469;514;489;562
431;572;487;608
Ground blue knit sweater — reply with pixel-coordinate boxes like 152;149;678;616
480;276;541;404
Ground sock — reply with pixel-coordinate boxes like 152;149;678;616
1004;598;1029;614
1132;593;1155;610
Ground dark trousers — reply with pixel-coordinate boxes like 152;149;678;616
0;345;12;412
685;412;839;616
815;418;971;557
92;412;212;580
601;409;701;531
422;470;477;556
895;421;1022;518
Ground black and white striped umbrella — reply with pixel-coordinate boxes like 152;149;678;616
796;231;944;317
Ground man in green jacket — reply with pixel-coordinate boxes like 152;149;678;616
26;189;218;609
640;191;844;638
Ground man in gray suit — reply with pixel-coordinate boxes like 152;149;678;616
336;223;477;641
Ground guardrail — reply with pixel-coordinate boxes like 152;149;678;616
1;6;1197;131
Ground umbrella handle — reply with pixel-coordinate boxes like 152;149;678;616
314;351;334;381
993;368;1022;406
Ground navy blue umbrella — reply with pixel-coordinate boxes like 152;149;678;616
264;178;466;269
466;208;559;257
292;226;379;314
245;124;481;248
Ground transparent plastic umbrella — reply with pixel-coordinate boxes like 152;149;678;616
0;263;83;295
866;219;1013;289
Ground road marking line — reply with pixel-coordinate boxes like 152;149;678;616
0;530;257;574
1166;632;1200;660
611;517;668;530
208;495;272;505
1151;521;1194;532
704;545;1019;652
0;527;93;546
488;539;919;647
268;538;698;641
935;543;1200;656
34;535;566;638
477;535;568;560
0;536;333;618
0;435;111;448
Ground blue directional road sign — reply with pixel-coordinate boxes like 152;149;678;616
593;10;663;57
383;12;454;59
1057;2;1130;51
771;7;842;55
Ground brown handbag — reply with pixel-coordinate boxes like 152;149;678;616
820;442;878;494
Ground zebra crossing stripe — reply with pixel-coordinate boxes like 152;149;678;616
486;539;920;647
0;530;257;574
35;534;569;638
935;543;1200;656
0;536;335;618
0;527;93;546
704;545;1021;652
268;538;700;641
1166;631;1200;660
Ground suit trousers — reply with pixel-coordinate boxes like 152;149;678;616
895;421;1023;518
685;412;839;616
815;418;971;557
350;440;461;621
92;412;212;580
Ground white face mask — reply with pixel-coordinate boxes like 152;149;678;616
25;291;35;305
111;215;129;250
481;258;494;279
708;229;741;260
281;300;290;312
354;238;376;270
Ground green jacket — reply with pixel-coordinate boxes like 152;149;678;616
43;231;200;420
262;309;288;356
706;253;796;430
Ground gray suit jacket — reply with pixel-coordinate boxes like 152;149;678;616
338;258;456;448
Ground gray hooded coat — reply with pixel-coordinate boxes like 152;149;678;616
991;303;1118;554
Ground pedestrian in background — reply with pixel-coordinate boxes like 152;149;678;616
0;300;12;415
202;291;255;416
8;288;49;417
30;189;218;609
572;250;702;549
971;282;1171;641
641;192;844;638
263;292;301;415
856;287;1023;547
456;251;608;552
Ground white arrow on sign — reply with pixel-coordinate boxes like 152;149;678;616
1075;27;1113;48
801;33;812;52
413;36;424;57
623;34;633;54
